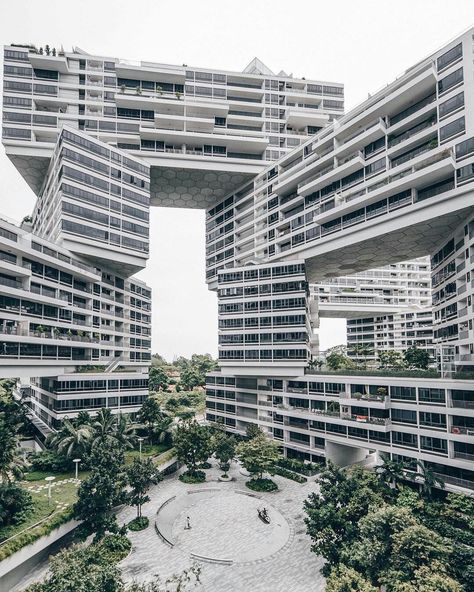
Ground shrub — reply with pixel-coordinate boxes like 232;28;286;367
98;533;132;562
29;450;73;473
276;457;321;476
246;478;278;492
273;466;307;483
179;470;206;484
199;461;212;469
128;516;149;531
0;483;34;529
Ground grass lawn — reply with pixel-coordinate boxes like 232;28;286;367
0;475;81;543
23;469;90;482
125;443;171;463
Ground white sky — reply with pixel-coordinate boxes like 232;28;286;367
0;0;473;360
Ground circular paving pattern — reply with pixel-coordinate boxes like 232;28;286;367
161;489;291;563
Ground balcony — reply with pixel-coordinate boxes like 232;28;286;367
451;426;474;436
298;151;365;196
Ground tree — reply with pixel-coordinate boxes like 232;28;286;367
48;418;92;459
173;420;212;476
326;565;377;592
376;454;407;490
236;432;280;480
0;482;33;528
245;423;263;440
74;441;125;541
113;414;136;451
213;432;236;476
378;349;405;370
125;458;162;519
304;463;385;575
25;543;123;592
345;504;419;584
325;345;354;371
173;353;217;388
90;409;135;451
404;346;430;370
179;366;203;391
394;565;463;592
137;397;173;444
150;353;167;367
0;415;27;482
148;366;169;392
347;344;374;369
416;460;445;499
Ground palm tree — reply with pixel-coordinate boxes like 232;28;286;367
90;408;116;448
114;414;136;450
48;418;92;459
0;417;28;482
416;460;445;499
376;454;406;490
150;414;173;444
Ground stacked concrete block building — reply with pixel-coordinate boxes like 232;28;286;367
2;32;474;491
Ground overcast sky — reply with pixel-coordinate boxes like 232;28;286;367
0;1;473;360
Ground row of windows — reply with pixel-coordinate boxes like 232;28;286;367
218;281;306;298
219;349;307;360
219;332;307;344
219;264;305;284
219;298;306;314
61;220;149;253
62;202;148;237
62;184;149;221
219;314;306;329
62;130;149;176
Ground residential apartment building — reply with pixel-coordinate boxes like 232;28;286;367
204;29;474;492
2;32;473;491
0;216;150;431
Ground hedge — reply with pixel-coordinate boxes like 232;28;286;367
273;466;307;483
306;369;441;378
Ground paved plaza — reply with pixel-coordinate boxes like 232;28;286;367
119;462;325;591
13;461;326;591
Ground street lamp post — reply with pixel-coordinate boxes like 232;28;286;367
138;437;144;460
73;458;81;480
45;476;55;505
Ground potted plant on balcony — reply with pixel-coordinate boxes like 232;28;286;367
376;387;388;400
36;325;45;337
135;86;142;95
175;91;182;100
77;330;84;340
53;327;60;339
120;84;126;94
67;329;73;339
156;85;163;96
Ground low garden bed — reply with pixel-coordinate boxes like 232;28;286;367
179;470;206;484
246;478;278;492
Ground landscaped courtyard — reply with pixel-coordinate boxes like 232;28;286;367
13;460;325;592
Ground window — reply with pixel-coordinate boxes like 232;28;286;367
419;412;446;429
439;92;464;119
419;388;445;404
392;431;418;448
456;137;474;160
420;436;447;454
439;117;465;142
438;68;463;94
437;43;462;72
391;408;417;424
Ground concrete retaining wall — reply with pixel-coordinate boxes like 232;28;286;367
0;519;80;592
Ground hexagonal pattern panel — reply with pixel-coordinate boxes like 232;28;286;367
150;166;253;209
